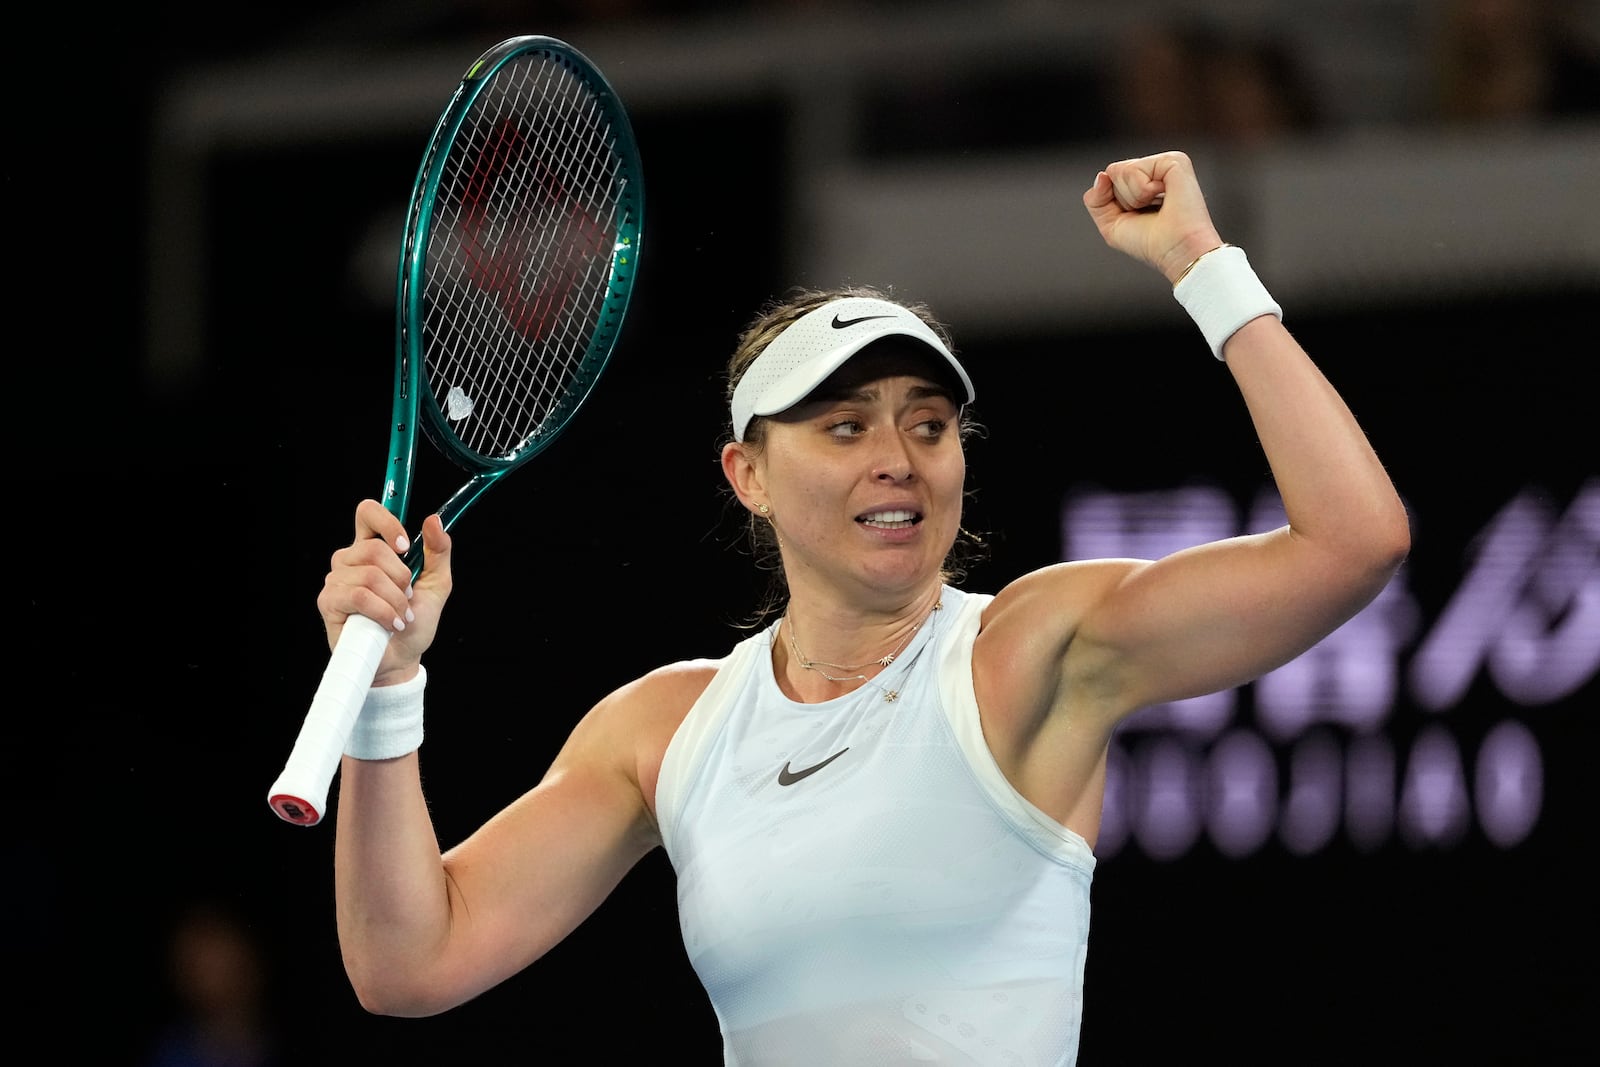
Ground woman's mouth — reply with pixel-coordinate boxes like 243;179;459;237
858;509;920;530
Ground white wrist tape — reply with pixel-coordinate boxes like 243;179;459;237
344;665;426;760
1172;245;1282;361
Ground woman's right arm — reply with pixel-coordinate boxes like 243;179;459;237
333;687;663;1017
321;501;670;1017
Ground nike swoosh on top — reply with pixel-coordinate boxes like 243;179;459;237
777;748;850;786
831;313;895;329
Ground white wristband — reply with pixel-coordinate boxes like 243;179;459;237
344;665;426;760
1172;245;1282;361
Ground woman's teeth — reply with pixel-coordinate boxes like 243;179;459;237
860;510;917;529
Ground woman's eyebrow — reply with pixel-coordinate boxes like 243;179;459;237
815;381;954;404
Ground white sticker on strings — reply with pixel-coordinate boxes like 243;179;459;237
445;386;475;421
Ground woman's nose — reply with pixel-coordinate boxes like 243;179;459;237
872;435;915;482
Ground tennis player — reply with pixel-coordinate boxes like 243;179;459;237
315;150;1409;1063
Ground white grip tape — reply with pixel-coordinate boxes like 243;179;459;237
267;613;390;826
1172;245;1282;361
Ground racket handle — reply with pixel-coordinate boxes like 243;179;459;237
267;614;391;826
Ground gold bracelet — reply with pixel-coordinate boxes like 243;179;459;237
1172;243;1231;289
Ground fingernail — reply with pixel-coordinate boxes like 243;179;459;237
396;535;410;552
406;584;415;600
405;607;415;623
393;617;406;632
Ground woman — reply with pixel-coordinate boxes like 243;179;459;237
319;151;1410;1063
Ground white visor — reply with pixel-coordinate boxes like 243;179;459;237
730;297;975;441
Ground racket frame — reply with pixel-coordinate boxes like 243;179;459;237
267;35;643;825
390;34;644;567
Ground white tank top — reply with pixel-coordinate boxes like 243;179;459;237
657;585;1096;1066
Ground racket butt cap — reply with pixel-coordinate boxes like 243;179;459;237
268;793;323;826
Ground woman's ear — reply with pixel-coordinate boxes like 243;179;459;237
721;440;766;514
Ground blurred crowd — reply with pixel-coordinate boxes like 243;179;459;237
213;1;1599;151
1426;0;1600;125
141;900;282;1067
1109;0;1599;145
373;0;1600;156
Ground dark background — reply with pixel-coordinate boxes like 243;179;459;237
13;3;1597;1065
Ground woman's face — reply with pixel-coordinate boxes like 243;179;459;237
746;368;965;601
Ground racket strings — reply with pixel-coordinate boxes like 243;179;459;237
423;51;635;461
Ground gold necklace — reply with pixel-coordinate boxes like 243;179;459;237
784;598;942;703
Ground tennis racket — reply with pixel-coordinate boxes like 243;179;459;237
267;35;644;826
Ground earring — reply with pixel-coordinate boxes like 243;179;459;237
757;503;771;516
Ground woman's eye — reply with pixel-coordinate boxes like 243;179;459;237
913;418;948;439
825;419;863;437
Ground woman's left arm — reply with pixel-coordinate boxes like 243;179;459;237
1066;152;1411;714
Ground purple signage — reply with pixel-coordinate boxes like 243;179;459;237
1068;480;1596;859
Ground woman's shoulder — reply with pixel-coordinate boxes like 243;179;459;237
636;656;725;698
608;630;769;726
982;558;1147;621
591;616;766;725
605;657;724;720
966;559;1151;674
